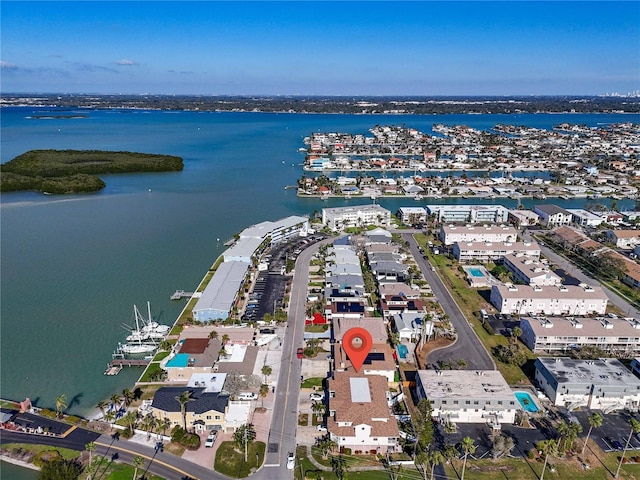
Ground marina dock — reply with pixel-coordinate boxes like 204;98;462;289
170;290;193;300
104;358;151;375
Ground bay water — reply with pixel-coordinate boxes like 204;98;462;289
2;108;638;425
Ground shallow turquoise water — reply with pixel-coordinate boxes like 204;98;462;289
515;391;539;413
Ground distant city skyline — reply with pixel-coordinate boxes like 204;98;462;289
1;1;639;96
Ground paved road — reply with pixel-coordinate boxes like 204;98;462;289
259;238;332;480
401;233;495;370
524;230;640;318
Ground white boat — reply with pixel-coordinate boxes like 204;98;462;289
124;302;170;342
118;341;157;355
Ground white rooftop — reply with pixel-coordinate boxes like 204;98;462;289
350;377;371;403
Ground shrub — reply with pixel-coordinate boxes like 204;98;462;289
482;321;495;335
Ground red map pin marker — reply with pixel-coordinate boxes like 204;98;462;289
342;327;373;373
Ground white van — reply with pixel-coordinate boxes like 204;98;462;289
238;392;258;400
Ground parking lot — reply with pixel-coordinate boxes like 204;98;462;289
572;409;640;453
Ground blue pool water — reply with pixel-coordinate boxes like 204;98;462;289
515;391;539;413
397;344;408;359
469;268;485;278
166;353;189;368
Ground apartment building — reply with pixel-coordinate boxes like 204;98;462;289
397;207;427;226
453;241;540;263
440;224;518;246
489;283;608;315
533;204;573;227
426;204;509;224
415;370;518;426
520;316;640;354
534;357;640;412
503;254;562;286
322;204;391;230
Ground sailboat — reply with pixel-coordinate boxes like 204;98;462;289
124;302;170;342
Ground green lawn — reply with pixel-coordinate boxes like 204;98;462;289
214;441;266;478
139;362;163;382
301;377;325;389
444;453;640;479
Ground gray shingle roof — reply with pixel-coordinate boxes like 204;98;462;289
151;387;230;414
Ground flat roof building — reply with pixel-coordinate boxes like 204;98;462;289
440;224;517;246
415;370;518;426
453;241;540;263
503;254;562;286
426;204;509;224
534;357;640;412
322;204;391;231
520;316;640;355
490;283;608;316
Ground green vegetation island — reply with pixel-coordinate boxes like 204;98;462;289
0;149;184;194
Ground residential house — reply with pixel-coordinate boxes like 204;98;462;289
327;372;400;454
533;204;573;228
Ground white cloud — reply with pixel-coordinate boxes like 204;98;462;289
1;61;17;69
116;59;137;66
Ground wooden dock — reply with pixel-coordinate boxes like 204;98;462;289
170;290;193;300
104;358;151;375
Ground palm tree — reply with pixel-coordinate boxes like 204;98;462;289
460;436;476;480
615;418;640;479
96;400;109;419
103;410;116;431
158;417;172;438
511;326;522;344
175;390;194;431
261;365;272;383
311;401;325;421
581;412;603;455
122;411;138;437
55;394;67;419
537;438;558;480
221;333;230;346
110;393;122;410
428;449;445;480
315;435;338;460
208;330;218;340
85;442;96;479
331;455;348;480
159;340;172;351
259;384;269;407
131;455;145;480
122;389;135;408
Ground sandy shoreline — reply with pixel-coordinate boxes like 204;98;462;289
0;455;39;471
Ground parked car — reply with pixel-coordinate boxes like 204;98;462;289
286;452;295;469
205;432;217;448
238;392;258;400
297;347;304;359
310;392;324;401
316;423;327;432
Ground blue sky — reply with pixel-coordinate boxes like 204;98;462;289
1;1;639;95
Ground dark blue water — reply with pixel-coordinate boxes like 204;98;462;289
1;108;638;421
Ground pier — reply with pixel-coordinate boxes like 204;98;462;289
170;290;193;300
104;358;151;375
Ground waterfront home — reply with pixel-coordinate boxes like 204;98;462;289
567;208;604;228
163;337;221;382
150;386;229;433
507;209;539;227
322;204;391;231
520;316;640;355
534;357;640;413
489;283;608;316
533;204;573;228
397;207;427;226
327;372;400;454
415;370;518;426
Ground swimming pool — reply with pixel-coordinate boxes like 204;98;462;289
397;344;408;359
469;268;485;278
166;353;190;368
515;391;539;413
